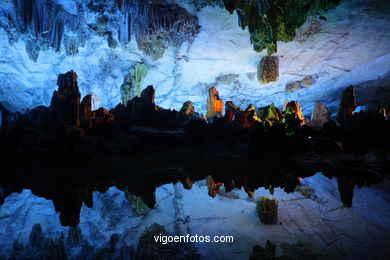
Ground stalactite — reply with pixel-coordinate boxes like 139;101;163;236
1;0;199;60
0;0;80;59
222;0;342;54
117;0;199;59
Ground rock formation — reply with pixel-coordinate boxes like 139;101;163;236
243;104;262;128
337;86;357;128
80;94;93;121
11;224;67;259
284;101;305;123
120;63;148;105
258;56;279;84
206;175;223;198
311;101;331;128
258;103;283;127
206;87;224;120
224;101;243;123
50;70;81;126
179;101;195;117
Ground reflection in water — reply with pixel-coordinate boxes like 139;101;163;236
0;148;386;227
0;74;389;258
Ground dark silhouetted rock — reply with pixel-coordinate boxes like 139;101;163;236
80;94;92;121
337;86;357;128
250;241;277;260
337;175;354;207
311;101;331;128
67;227;83;248
50;71;81;126
29;224;44;248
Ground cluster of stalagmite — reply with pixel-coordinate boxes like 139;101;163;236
1;70;389;229
204;86;307;128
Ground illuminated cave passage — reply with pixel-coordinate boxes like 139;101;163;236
0;0;390;259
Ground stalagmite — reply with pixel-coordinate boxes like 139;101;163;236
284;101;305;123
50;70;81;126
206;87;224;120
120;63;148;106
312;101;331;128
225;101;243;123
337;86;357;128
258;103;283;126
80;95;92;121
243;104;262;128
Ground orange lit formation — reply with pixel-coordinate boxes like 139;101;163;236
206;87;224;120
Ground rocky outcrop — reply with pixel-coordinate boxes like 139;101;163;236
311;101;331;128
50;70;81;126
258;56;279;84
256;197;278;225
206;87;224;120
120;63;148;105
